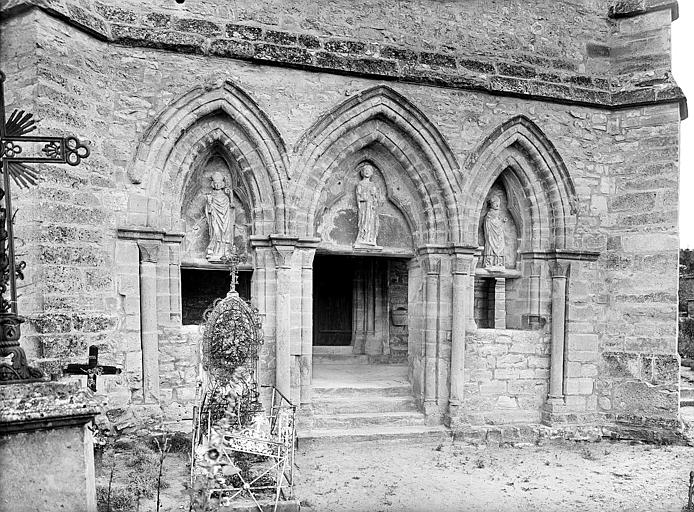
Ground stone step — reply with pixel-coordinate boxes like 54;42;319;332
681;398;694;407
312;354;370;365
312;383;412;398
311;396;418;415
681;387;694;400
312;411;427;429
297;424;450;447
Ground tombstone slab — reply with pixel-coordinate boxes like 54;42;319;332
0;381;100;512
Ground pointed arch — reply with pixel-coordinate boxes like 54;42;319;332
290;85;462;246
462;115;577;250
127;79;288;233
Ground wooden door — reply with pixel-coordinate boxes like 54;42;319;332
313;256;353;346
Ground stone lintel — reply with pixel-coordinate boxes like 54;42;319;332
608;0;679;21
520;249;601;262
117;226;165;241
416;244;453;256
474;267;521;279
0;382;99;433
316;246;415;258
163;232;185;244
249;234;273;248
296;237;322;249
268;234;300;247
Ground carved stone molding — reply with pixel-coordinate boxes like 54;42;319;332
137;240;161;264
269;235;299;268
452;245;479;275
550;261;571;278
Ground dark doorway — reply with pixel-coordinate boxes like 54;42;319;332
313;255;354;346
181;268;251;325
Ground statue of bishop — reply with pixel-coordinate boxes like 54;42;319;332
205;171;234;262
482;194;507;269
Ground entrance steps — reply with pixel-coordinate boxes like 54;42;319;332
298;361;449;445
681;365;694;409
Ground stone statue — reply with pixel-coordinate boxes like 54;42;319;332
205;171;233;262
354;163;382;247
482;194;507;269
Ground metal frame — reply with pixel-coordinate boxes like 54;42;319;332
190;252;295;511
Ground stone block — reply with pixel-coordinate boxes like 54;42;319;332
494;368;520;380
568;333;598;352
565;378;594;396
496;354;526;368
479;381;506;395
509;343;535;354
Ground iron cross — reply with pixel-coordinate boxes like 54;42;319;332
63;346;122;392
0;70;90;383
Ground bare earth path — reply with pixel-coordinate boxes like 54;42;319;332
294;438;694;512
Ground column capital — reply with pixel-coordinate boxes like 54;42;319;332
550;261;571;278
137;239;161;264
451;245;479;275
272;244;296;268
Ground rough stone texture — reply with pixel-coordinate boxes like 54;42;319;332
0;0;685;439
0;382;99;511
464;329;550;425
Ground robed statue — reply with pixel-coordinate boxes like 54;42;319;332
354;163;382;247
205;171;234;262
482;194;506;268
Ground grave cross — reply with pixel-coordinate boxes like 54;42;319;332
63;346;122;392
0;70;90;383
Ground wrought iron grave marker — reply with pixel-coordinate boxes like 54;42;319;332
0;70;90;383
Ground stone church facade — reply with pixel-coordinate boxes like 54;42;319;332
0;0;686;439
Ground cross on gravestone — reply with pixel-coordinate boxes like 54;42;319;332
63;346;122;392
0;70;90;383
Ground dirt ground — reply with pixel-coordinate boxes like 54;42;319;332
110;437;694;512
294;438;694;512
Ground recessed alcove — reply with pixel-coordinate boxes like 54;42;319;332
475;176;523;329
181;267;251;325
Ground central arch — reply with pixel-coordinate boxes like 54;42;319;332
290;86;463;423
290;85;462;246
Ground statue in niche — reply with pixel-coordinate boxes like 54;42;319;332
354;163;382;247
482;193;507;269
205;171;234;262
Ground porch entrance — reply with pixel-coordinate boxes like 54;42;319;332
306;254;441;437
312;254;409;358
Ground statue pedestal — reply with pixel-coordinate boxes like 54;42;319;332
353;243;382;252
0;381;100;512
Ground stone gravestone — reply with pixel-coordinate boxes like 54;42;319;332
0;70;98;512
0;382;100;511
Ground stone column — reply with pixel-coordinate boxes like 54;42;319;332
250;237;275;388
548;261;569;400
164;233;184;324
271;236;298;398
494;278;506;329
418;249;443;417
137;239;161;403
298;239;319;405
449;249;476;415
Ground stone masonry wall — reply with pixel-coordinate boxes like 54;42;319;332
464;329;550;425
0;1;685;436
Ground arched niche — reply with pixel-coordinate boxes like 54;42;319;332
290;85;462;246
477;176;521;270
180;150;252;264
314;154;415;254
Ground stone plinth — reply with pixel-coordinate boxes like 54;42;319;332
0;381;100;512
